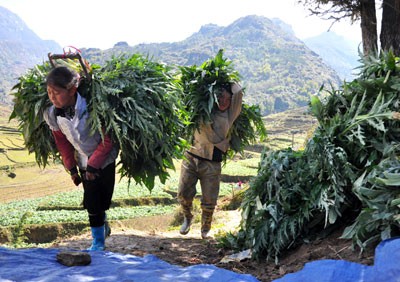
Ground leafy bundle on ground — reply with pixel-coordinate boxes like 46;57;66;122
221;51;400;262
10;54;187;190
179;49;267;158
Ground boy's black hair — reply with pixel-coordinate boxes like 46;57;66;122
46;66;77;90
221;83;233;95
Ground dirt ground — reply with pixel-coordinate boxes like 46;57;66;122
50;210;375;282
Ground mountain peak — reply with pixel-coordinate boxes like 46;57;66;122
198;23;221;34
0;6;40;42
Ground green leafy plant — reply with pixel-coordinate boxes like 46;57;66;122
221;50;400;262
341;157;400;251
179;49;241;134
83;54;188;189
11;211;32;247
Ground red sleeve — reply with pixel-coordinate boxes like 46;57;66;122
87;131;114;169
52;130;77;171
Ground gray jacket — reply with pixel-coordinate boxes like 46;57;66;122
43;93;118;170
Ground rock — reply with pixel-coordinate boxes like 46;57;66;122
56;251;91;266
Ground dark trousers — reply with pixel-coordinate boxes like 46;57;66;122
80;162;115;227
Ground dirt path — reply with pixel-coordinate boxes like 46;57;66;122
50;210;375;282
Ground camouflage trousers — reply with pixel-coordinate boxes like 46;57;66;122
177;151;222;214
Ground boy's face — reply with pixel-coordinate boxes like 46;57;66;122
217;89;232;112
47;84;76;109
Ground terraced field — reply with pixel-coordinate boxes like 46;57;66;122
0;165;77;203
263;106;317;150
0;105;76;203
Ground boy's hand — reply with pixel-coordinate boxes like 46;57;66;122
71;173;82;186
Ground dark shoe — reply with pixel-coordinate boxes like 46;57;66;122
179;216;193;235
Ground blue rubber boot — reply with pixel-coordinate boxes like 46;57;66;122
87;225;105;251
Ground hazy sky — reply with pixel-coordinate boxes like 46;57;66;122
0;0;363;50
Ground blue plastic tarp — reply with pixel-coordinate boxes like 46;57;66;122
0;247;259;282
2;237;400;281
275;237;400;282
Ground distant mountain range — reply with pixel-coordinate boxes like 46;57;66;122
0;6;61;104
303;32;361;81
0;6;360;115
